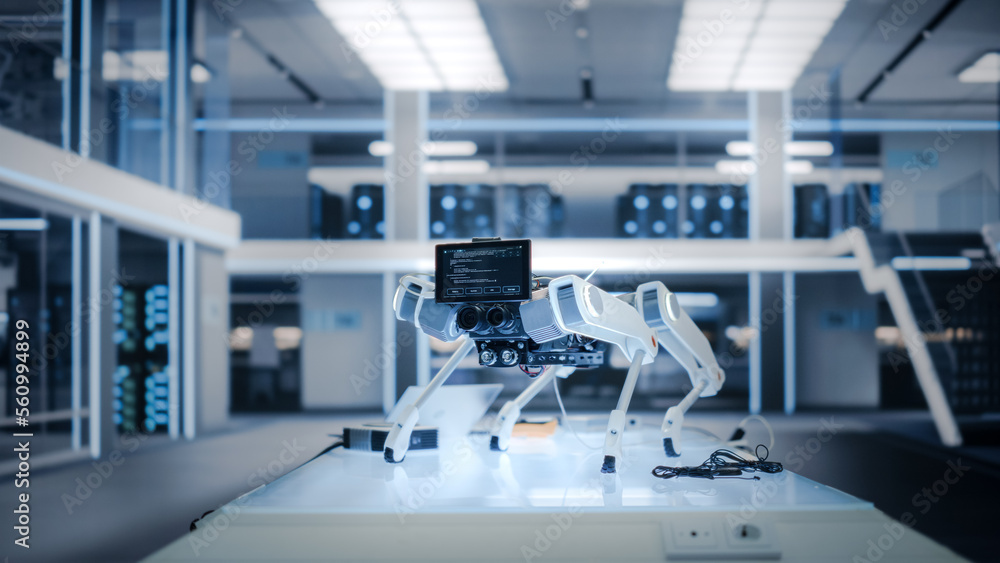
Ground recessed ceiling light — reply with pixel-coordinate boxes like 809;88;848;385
958;52;1000;83
368;140;478;157
316;0;508;92
0;218;48;231
423;159;490;174
667;0;847;92
726;140;833;157
190;61;213;84
714;159;814;175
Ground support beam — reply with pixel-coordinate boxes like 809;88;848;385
88;212;117;458
71;216;82;450
748;91;792;414
383;91;429;410
87;211;100;458
183;238;197;439
384;90;429;241
783;271;796;414
168;238;181;439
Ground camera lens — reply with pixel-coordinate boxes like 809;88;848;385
456;306;486;332
486;306;513;329
479;349;497;366
500;348;519;366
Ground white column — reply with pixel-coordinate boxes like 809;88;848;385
747;91;791;414
183;238;197;439
748;91;791;240
71;216;82;450
381;272;397;414
384;90;429;241
783;271;796;414
87;211;101;458
79;0;92;158
61;0;73;151
748;271;762;414
168;238;180;439
382;91;429;412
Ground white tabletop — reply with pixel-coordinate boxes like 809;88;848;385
237;421;870;515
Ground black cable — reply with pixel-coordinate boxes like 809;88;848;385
190;438;344;533
304;440;344;464
652;444;783;480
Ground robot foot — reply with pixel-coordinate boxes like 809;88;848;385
663;438;679;457
600;455;617;474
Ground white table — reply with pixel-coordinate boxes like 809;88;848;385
146;420;967;562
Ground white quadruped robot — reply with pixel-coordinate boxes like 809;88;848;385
384;238;724;474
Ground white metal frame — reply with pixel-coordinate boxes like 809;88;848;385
88;211;101;458
845;228;963;446
183;238;197;439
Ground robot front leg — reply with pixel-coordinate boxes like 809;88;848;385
490;366;557;452
383;337;475;463
601;350;646;474
661;380;708;457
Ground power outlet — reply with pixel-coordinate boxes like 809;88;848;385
662;519;782;560
725;521;780;556
671;523;719;549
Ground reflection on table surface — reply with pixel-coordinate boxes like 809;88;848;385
237;421;870;515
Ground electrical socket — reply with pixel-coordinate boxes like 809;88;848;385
725;521;779;554
671;523;719;549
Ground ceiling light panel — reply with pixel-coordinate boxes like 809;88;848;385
667;0;847;92
316;0;508;92
958;52;1000;83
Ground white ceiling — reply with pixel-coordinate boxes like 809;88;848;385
222;0;999;117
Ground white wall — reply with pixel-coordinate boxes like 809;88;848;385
197;246;230;432
795;273;879;408
880;131;999;231
300;274;384;409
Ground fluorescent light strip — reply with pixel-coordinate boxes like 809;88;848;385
675;292;720;308
714;159;813;175
316;0;508;92
668;0;847;91
891;257;972;271
958;52;1000;83
423;159;490;174
0;218;49;231
726;140;833;156
369;140;477;157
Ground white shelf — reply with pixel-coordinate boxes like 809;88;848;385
227;235;858;275
0;126;240;249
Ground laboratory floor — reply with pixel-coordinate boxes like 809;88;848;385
1;411;996;562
